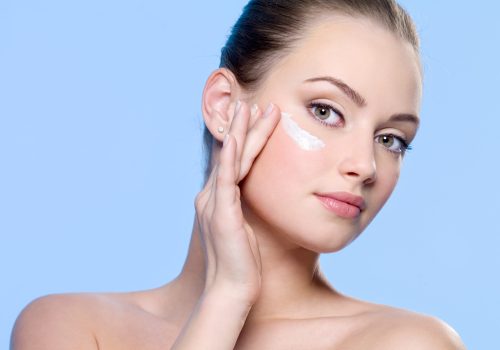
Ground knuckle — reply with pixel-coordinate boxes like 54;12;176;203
208;219;221;236
216;170;230;186
210;209;232;232
194;192;206;211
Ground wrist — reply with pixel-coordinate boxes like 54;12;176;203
171;285;255;349
202;285;257;312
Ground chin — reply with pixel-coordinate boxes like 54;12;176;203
289;227;363;254
241;189;369;255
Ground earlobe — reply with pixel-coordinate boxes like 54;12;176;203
202;68;241;142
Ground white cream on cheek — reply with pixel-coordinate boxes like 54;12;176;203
281;112;325;151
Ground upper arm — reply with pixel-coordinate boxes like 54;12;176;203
373;314;467;350
11;295;99;350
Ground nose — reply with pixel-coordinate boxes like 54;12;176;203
337;136;377;185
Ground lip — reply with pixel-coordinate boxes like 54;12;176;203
314;192;366;219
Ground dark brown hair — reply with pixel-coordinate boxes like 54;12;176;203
203;0;420;180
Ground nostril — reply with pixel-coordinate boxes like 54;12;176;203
345;169;376;184
363;176;376;185
339;157;377;184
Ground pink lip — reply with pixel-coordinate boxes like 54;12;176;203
315;192;366;219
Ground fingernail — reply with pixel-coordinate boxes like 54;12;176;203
251;104;259;117
263;103;274;117
235;100;242;115
223;134;229;147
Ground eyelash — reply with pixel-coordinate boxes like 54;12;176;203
377;134;413;156
307;102;345;128
307;102;413;155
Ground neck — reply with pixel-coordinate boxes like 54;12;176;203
173;213;338;323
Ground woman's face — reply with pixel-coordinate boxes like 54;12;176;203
240;16;422;253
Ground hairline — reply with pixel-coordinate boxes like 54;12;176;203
235;12;421;93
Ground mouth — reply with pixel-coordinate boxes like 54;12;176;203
314;192;366;219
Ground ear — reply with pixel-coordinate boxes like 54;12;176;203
202;68;241;142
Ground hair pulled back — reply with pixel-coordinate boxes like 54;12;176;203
203;0;419;180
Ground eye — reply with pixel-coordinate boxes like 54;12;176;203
308;102;344;127
375;134;412;155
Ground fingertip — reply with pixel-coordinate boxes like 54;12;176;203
251;104;260;118
266;105;282;129
262;103;274;118
270;103;282;119
215;134;238;204
261;103;281;123
223;133;236;149
235;99;242;115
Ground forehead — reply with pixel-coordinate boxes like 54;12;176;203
266;16;422;113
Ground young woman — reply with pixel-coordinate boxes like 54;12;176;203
11;1;466;349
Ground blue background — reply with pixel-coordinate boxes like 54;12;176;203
1;1;498;348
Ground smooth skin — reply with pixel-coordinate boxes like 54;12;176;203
11;16;466;350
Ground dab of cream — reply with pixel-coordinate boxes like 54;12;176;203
281;112;325;151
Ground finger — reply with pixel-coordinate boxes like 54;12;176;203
244;223;262;273
227;101;250;178
248;103;261;129
203;163;218;197
195;163;218;220
204;162;219;217
214;134;239;210
238;103;281;181
198;165;220;270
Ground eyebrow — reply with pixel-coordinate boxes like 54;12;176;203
304;75;420;126
389;113;420;127
304;76;367;107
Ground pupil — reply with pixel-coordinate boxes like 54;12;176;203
316;107;330;120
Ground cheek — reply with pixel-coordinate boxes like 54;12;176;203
240;120;326;215
357;159;401;234
373;158;401;209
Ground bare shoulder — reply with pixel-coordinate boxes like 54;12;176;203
353;305;467;350
11;293;104;349
12;290;176;350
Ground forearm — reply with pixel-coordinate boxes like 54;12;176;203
171;290;252;350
